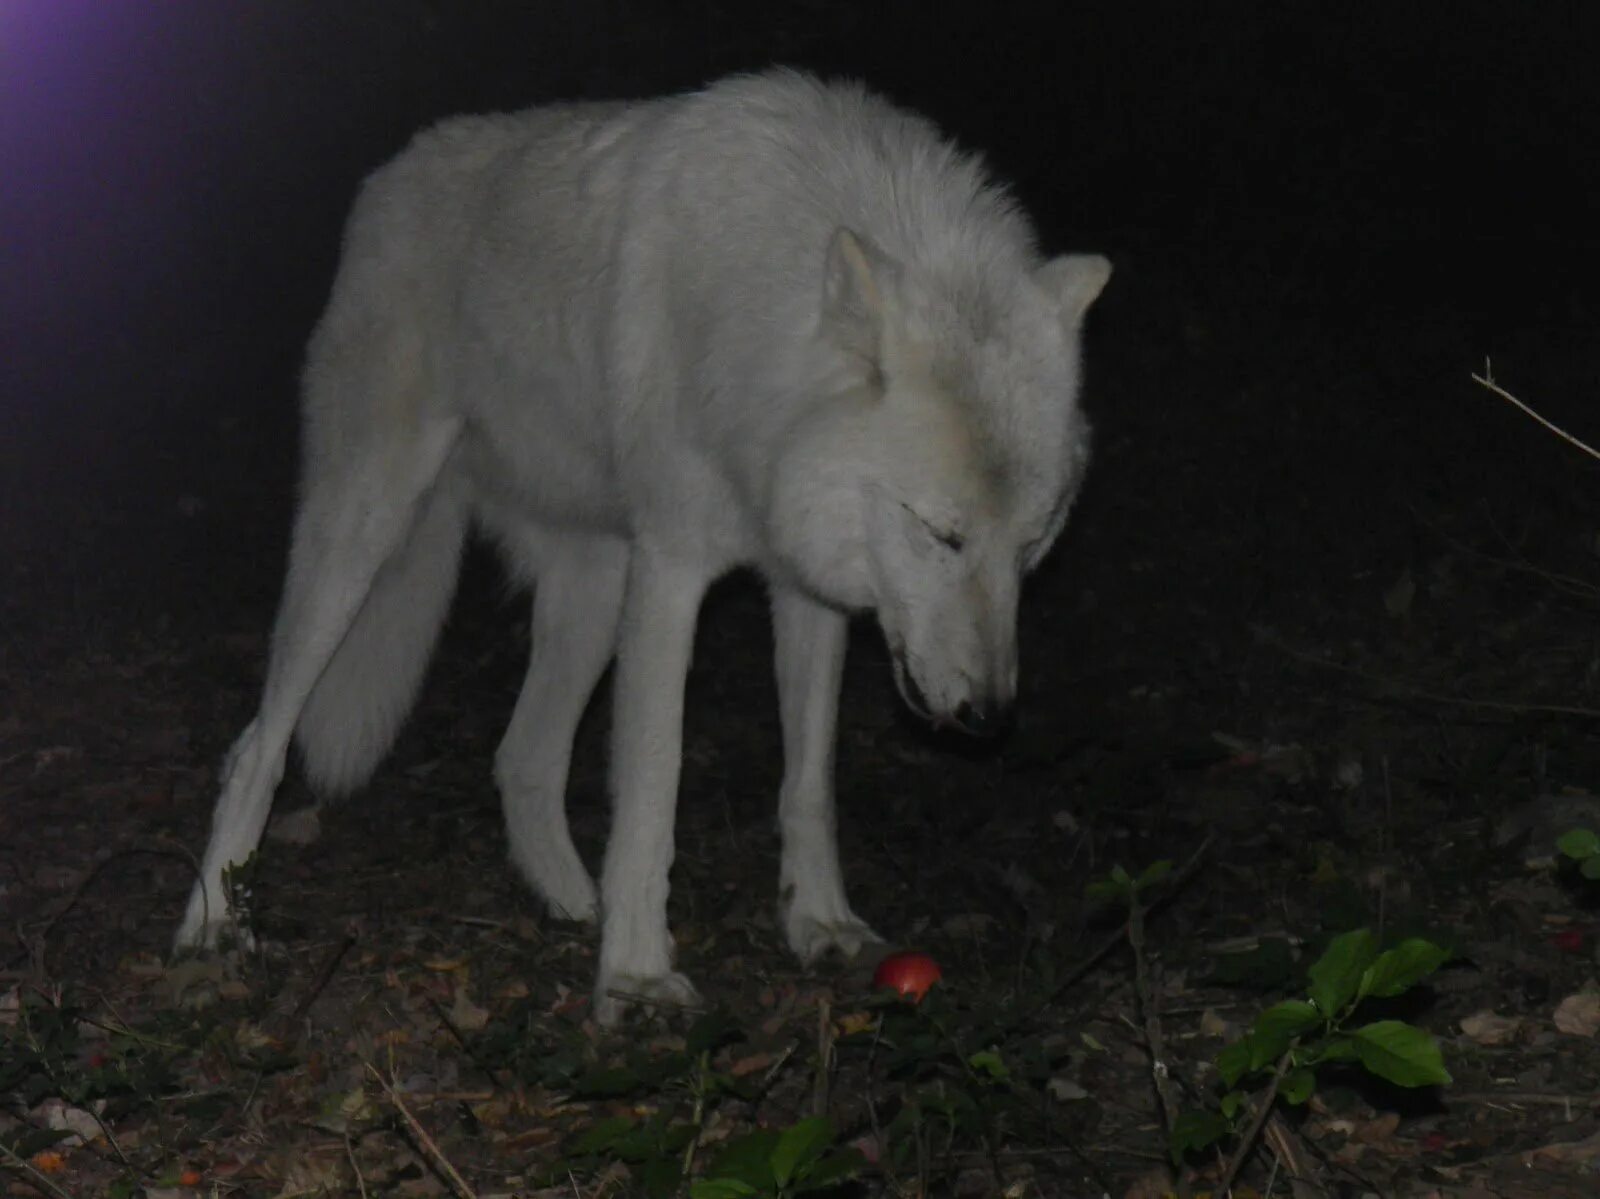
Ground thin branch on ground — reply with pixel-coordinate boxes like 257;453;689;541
366;1061;479;1199
1215;1048;1295;1196
279;927;357;1032
812;995;833;1117
0;1138;75;1199
345;1133;371;1199
1017;833;1215;1032
1126;890;1190;1198
1474;367;1600;462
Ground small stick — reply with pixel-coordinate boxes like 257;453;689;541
812;996;833;1117
366;1062;479;1199
1473;368;1600;462
0;1138;74;1199
282;929;357;1031
1215;1048;1294;1195
1127;895;1185;1189
345;1133;370;1199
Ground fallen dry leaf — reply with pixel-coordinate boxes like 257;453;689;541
449;985;490;1032
1552;989;1600;1037
31;1097;105;1147
1527;1127;1600;1166
1459;1009;1522;1045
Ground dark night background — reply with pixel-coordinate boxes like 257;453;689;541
4;1;1597;621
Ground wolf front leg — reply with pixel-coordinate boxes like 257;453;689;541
593;552;710;1026
771;586;882;963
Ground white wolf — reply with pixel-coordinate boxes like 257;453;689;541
176;68;1109;1024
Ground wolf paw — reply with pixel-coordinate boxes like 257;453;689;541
785;911;883;965
172;911;257;956
593;968;703;1027
513;843;599;924
543;878;599;925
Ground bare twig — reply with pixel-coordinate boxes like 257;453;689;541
1453;1090;1600;1109
1263;1112;1310;1190
1216;1048;1296;1195
345;1133;371;1199
1016;833;1216;1031
0;1137;75;1199
366;1062;479;1199
680;1051;712;1184
9;839;201;972
1474;367;1600;462
281;928;357;1031
812;995;833;1117
1127;892;1190;1198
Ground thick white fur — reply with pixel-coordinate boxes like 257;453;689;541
175;69;1110;1025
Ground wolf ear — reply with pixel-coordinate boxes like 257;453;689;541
1036;253;1112;325
821;228;900;367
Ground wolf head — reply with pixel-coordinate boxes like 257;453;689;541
769;228;1110;737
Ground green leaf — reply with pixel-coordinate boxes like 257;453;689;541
1350;1020;1452;1087
1219;1090;1246;1121
793;1149;865;1193
1244;1000;1319;1071
1254;1000;1323;1042
1135;860;1174;891
770;1118;833;1188
704;1129;780;1191
571;1116;637;1155
640;1154;684;1199
690;1181;759;1199
1281;1067;1316;1105
1313;1035;1359;1064
1584;854;1600;881
1084;880;1123;902
1308;929;1377;1017
1216;1038;1253;1088
967;1049;1010;1081
1169;1108;1232;1164
1359;938;1451;999
1557;827;1600;859
1111;864;1133;887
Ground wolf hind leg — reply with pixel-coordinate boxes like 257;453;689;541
495;530;628;923
771;585;882;963
175;419;463;952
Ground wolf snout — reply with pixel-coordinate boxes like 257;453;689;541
892;652;1014;738
952;696;1012;738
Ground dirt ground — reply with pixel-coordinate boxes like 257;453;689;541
6;31;1600;1193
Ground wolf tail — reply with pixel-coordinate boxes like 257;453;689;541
293;479;469;796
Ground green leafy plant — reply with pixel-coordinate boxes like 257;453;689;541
1557;827;1600;880
691;1117;863;1198
1174;929;1452;1165
1085;860;1173;905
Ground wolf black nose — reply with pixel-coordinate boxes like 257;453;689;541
954;698;1012;738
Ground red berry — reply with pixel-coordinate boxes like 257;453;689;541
872;951;942;1001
